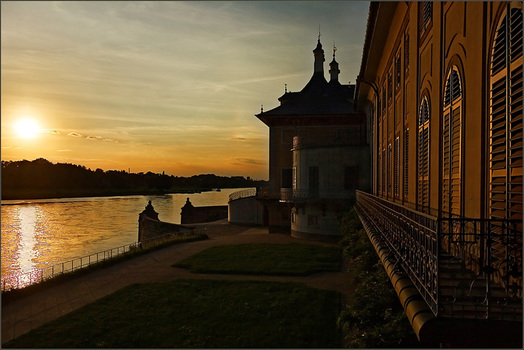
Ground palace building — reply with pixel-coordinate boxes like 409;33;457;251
355;1;522;346
254;37;370;240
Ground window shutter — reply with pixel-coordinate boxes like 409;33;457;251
418;97;430;212
419;2;433;34
388;143;392;195
394;136;400;197
442;67;462;217
490;7;523;223
404;128;409;198
378;151;382;193
404;33;409;75
382;148;386;194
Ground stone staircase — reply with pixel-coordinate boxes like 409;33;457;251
438;253;522;321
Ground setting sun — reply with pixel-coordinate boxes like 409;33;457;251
13;119;40;139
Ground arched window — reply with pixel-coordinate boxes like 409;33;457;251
442;67;463;217
418;96;430;213
489;5;523;222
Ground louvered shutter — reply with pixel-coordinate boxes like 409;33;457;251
382;148;386;194
388;143;392;195
378;151;382;194
490;6;523;223
418;97;430;212
443;68;462;217
394;136;400;197
404;128;409;198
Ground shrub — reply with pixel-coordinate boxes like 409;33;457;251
337;209;418;348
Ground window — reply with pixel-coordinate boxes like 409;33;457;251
403;128;409;198
387;71;393;105
382;85;387;114
418;96;430;213
292;167;297;189
404;33;410;75
387;143;392;195
442;67;463;216
281;168;292;189
419;2;433;34
291;211;296;223
281;130;294;144
309;166;319;197
489;5;523;222
344;165;360;190
382;148;386;194
395;52;402;90
394;136;400;198
307;215;318;226
378;151;382;193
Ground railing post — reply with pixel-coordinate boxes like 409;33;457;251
486;220;492;318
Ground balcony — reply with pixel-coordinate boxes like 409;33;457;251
355;190;522;322
228;188;257;202
280;188;355;203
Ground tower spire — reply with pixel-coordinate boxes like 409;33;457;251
313;31;325;75
329;41;340;83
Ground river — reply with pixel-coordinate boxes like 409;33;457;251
1;188;250;280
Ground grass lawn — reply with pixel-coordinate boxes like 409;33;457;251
4;279;341;348
173;243;341;275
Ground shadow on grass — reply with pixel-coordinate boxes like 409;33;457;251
173;243;342;276
4;279;340;348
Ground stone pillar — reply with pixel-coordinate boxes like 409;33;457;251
180;198;195;225
138;201;159;243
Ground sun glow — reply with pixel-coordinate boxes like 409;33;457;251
13;119;40;139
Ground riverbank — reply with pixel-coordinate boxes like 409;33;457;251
1;187;231;201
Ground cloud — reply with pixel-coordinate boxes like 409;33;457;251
56;149;72;152
235;158;265;165
232;136;263;141
48;130;61;135
86;136;98;140
67;132;82;138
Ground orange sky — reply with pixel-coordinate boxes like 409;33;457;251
1;1;369;180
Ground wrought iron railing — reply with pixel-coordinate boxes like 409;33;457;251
355;190;439;313
229;188;257;202
355;190;522;320
1;227;207;292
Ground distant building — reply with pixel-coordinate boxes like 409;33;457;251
355;2;522;347
255;37;370;240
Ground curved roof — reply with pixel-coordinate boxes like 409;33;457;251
257;72;356;118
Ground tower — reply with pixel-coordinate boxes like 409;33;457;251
313;37;325;74
329;44;340;83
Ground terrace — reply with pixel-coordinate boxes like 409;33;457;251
355;190;522;343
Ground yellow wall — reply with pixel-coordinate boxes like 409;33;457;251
363;1;519;219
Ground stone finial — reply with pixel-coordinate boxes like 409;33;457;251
140;200;159;220
182;197;194;209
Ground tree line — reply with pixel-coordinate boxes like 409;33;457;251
1;158;267;200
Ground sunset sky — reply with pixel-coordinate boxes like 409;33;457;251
1;1;369;179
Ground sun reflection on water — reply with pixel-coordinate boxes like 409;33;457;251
17;206;39;274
